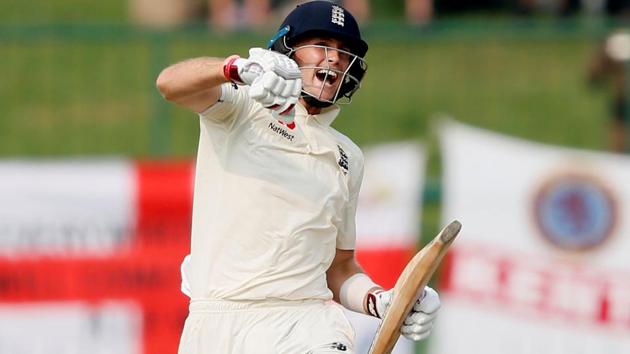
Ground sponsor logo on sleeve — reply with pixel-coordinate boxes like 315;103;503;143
337;145;349;174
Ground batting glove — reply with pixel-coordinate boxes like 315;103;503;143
367;286;441;341
223;48;302;116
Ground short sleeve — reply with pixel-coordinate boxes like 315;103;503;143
336;145;365;250
198;83;251;127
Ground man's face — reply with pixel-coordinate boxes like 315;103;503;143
291;36;353;102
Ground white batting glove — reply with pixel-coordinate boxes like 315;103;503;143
223;48;302;116
367;286;441;341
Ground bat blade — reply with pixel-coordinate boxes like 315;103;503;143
367;220;462;354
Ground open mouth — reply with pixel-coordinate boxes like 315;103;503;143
315;69;339;86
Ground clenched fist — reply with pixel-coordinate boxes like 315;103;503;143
223;48;302;116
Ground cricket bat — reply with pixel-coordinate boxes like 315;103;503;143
367;220;462;354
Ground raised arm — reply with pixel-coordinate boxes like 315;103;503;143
156;49;303;115
155;57;227;113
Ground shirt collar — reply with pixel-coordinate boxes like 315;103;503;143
295;101;341;127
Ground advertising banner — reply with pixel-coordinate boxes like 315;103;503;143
0;160;193;354
433;120;630;354
0;142;425;354
351;142;426;354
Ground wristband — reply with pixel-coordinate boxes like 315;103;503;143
222;55;243;84
339;273;382;315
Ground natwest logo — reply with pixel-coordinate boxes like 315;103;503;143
268;121;295;141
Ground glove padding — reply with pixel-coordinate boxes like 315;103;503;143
368;286;441;341
227;48;302;116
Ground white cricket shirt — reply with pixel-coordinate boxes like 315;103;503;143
187;83;364;301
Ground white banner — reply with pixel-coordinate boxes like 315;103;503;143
0;302;141;354
0;143;425;354
432;120;630;354
0;160;135;257
356;142;425;248
350;141;426;354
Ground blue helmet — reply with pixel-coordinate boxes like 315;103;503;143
268;1;368;105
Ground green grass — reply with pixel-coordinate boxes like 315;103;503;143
1;34;153;155
344;35;606;144
0;23;612;160
2;0;127;24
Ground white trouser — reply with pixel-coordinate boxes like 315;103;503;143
178;298;356;354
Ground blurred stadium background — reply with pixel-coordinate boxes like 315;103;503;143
1;0;629;353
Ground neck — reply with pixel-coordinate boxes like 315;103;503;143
300;97;322;115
